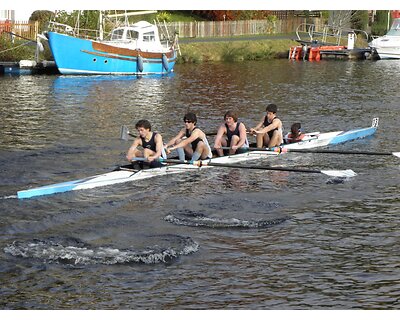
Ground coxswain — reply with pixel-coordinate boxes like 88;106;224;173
284;122;306;144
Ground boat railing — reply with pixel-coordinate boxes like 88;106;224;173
48;21;76;36
48;21;110;41
296;23;369;47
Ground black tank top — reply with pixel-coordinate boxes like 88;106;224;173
263;116;279;138
186;127;202;151
225;122;241;145
140;132;157;152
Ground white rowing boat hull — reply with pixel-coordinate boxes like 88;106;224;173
17;118;378;199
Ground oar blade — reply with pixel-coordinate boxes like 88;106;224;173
120;125;130;140
320;169;357;178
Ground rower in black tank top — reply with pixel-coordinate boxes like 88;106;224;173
186;127;202;151
225;122;241;146
140;132;157;152
263;116;279;138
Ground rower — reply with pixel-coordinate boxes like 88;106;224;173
250;103;283;148
214;110;249;156
165;112;212;161
284;122;306;144
126;119;166;167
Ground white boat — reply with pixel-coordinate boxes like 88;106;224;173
369;18;400;59
16;118;379;199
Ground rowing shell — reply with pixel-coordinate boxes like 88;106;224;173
16;118;378;199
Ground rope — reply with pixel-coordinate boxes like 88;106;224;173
0;40;34;54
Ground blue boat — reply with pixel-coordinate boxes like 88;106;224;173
45;16;178;75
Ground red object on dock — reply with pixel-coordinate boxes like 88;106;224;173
289;46;303;60
308;47;320;61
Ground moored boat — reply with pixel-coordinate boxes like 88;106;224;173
16;118;379;199
369;18;400;59
44;11;178;75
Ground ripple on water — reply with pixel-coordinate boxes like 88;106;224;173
3;235;199;265
164;192;287;229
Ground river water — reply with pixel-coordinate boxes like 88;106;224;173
0;59;399;309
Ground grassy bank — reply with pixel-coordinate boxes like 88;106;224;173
177;38;298;63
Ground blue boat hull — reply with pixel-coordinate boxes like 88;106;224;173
47;32;177;75
329;126;377;145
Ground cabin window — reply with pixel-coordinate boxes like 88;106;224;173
387;20;400;36
126;30;139;40
111;29;124;40
143;32;155;42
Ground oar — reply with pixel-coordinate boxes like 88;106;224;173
120;125;135;140
229;146;400;158
159;158;357;178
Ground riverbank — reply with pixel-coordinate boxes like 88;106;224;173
177;37;297;63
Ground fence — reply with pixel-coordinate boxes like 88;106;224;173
0;18;324;42
163;17;323;38
0;20;38;40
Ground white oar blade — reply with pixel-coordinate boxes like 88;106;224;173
321;169;357;178
393;152;400;158
120;125;130;140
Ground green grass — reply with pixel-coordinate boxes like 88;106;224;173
177;39;297;63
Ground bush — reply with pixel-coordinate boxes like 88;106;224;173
0;35;35;61
371;10;390;36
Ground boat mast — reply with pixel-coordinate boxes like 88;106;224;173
99;10;103;40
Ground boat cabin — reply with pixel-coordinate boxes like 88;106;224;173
386;18;400;37
109;21;163;51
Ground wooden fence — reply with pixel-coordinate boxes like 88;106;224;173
0;18;324;41
163;17;323;38
0;20;38;40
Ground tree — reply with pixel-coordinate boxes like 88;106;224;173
371;10;391;36
29;10;55;33
350;10;369;31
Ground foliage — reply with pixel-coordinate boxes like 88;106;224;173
29;10;55;33
371;10;391;36
350;10;369;31
0;35;35;61
157;12;172;22
191;10;272;21
321;11;330;24
54;10;100;31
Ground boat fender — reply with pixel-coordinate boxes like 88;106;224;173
162;54;169;72
137;55;144;73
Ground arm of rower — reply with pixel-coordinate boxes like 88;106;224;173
148;133;164;161
165;129;185;148
213;125;226;148
259;118;280;134
126;138;142;161
236;123;248;148
250;117;264;133
171;130;199;150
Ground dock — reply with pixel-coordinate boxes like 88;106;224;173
289;23;374;61
0;60;59;75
